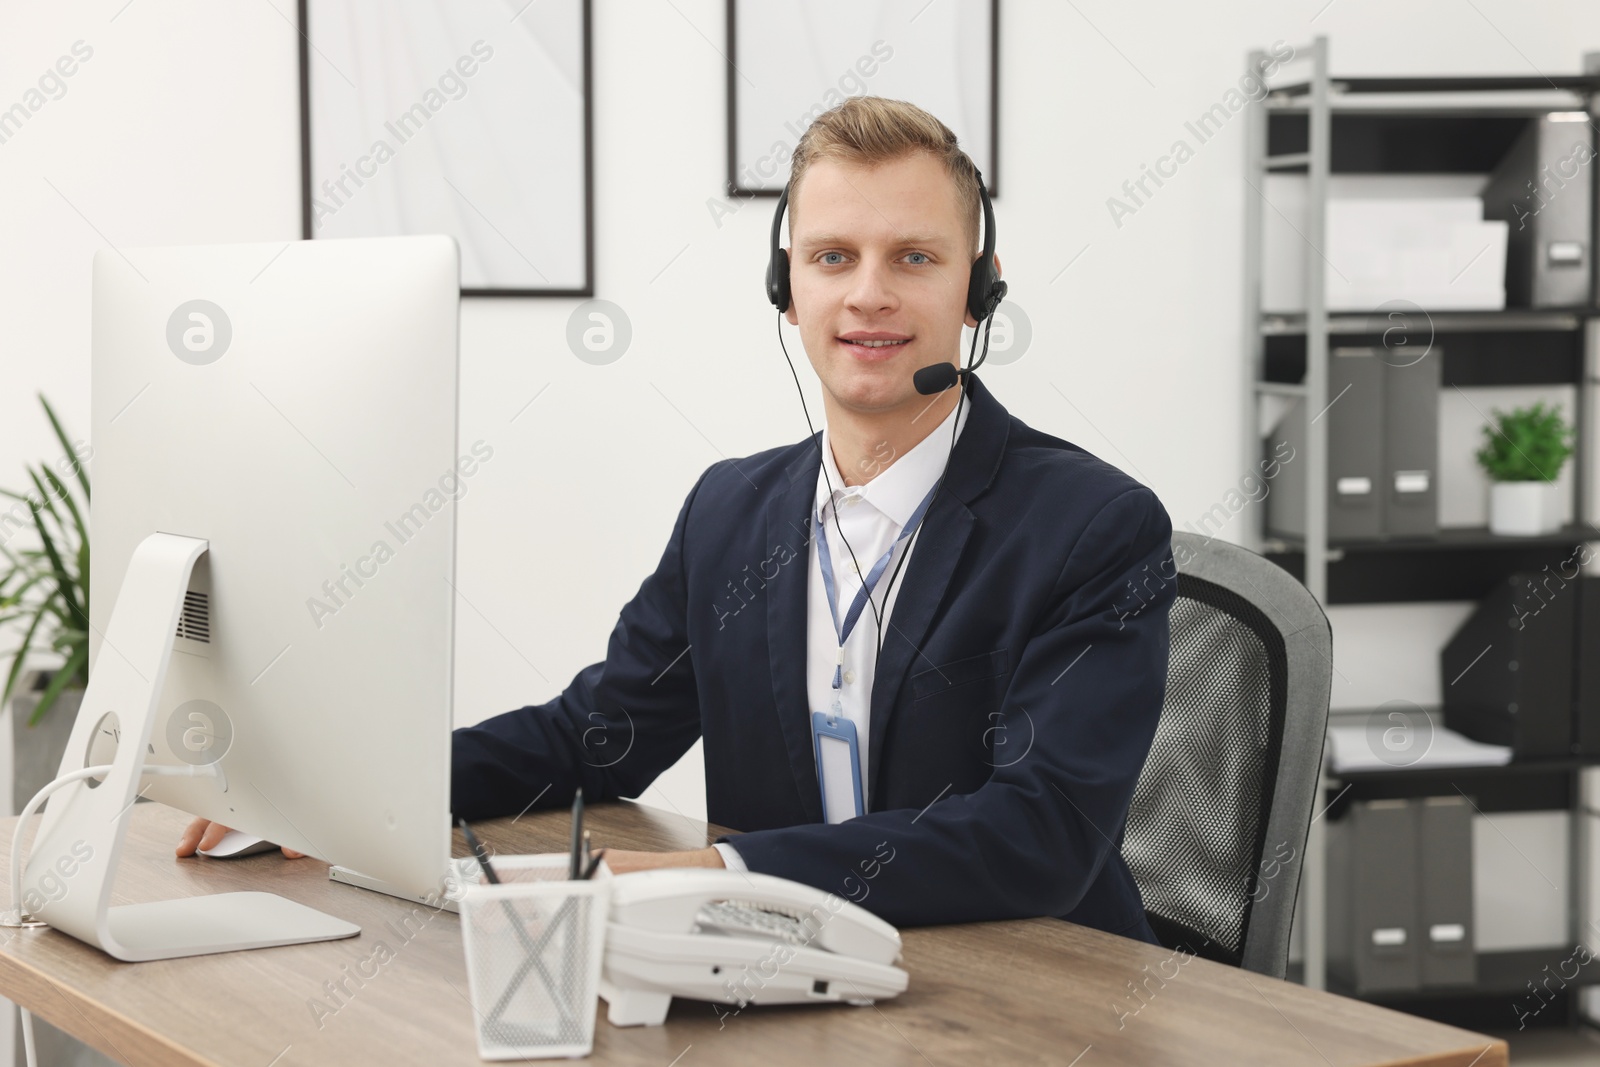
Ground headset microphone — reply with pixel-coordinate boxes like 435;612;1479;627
913;362;963;396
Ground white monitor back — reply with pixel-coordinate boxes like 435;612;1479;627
89;234;459;896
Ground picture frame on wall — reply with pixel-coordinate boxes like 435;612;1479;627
726;0;999;198
298;0;594;297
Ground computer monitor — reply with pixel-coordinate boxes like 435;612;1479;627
23;234;460;961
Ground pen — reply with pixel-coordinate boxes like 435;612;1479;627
582;847;606;880
569;791;584;880
458;818;501;885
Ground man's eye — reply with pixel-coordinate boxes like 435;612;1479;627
905;252;930;265
821;252;846;265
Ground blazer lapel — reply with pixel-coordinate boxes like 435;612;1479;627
864;497;973;808
865;373;1010;810
766;441;825;824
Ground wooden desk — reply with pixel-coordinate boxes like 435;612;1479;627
0;802;1506;1066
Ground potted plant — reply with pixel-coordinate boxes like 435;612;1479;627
1476;401;1574;537
1;396;91;816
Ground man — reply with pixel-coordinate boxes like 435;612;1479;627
181;97;1175;943
449;97;1175;941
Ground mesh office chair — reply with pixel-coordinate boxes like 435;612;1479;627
1122;531;1332;978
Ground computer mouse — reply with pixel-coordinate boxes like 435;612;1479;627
197;830;279;858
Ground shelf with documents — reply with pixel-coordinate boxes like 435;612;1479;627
1267;113;1562;169
1263;328;1583;388
1317;759;1596;1018
1273;523;1600;553
1264;525;1600;604
1239;35;1600;1006
1262;310;1586;335
1329;946;1600;1003
1326;757;1586;815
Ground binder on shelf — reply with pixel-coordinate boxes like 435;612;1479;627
1331;796;1482;996
1416;796;1476;987
1329;799;1420;994
1328;349;1385;541
1266;347;1438;543
1380;347;1441;539
1440;572;1575;758
1573;577;1600;757
1480;114;1594;309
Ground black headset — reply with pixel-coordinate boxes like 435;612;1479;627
766;164;1007;328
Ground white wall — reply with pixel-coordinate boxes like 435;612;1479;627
3;0;1599;830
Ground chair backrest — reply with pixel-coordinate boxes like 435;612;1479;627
1122;531;1331;977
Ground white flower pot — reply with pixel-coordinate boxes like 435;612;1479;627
1489;480;1561;536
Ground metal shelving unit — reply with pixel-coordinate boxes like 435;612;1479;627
1241;33;1334;992
1240;37;1600;998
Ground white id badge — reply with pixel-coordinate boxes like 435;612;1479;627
812;711;863;823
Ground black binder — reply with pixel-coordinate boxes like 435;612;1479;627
1264;346;1439;542
1329;799;1420;993
1381;349;1440;539
1575;577;1600;756
1481;115;1593;308
1416;796;1476;987
1329;349;1384;541
1330;796;1479;994
1441;572;1574;758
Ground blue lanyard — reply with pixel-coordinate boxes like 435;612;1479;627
814;481;940;698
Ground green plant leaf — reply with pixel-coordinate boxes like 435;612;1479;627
1475;402;1574;482
0;398;92;707
25;469;84;630
24;466;66;536
28;646;86;726
1;606;49;710
77;538;89;610
1;572;53;609
39;465;86;562
39;395;90;502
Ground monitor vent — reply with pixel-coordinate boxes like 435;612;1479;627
176;591;211;643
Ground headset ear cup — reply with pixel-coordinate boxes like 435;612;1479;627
967;256;994;322
965;257;1007;321
986;278;1009;319
767;247;791;313
767;183;792;313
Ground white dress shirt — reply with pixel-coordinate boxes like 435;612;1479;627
716;392;968;869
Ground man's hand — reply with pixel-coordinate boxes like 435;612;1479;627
176;817;305;859
600;847;725;875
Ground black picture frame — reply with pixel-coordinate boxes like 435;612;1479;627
725;0;1000;200
297;0;595;298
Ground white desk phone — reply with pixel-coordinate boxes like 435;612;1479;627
598;868;909;1027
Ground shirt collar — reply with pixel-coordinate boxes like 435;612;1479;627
814;389;970;528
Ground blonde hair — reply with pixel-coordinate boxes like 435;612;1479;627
787;96;982;260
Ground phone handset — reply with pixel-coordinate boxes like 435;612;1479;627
608;868;901;964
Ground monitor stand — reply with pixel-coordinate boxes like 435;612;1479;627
22;532;359;961
328;858;479;914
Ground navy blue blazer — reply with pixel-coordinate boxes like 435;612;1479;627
452;372;1176;942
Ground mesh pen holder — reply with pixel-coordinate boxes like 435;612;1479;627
459;854;613;1060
